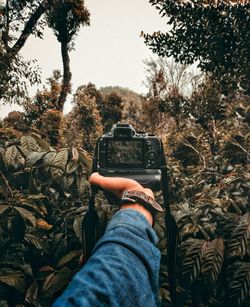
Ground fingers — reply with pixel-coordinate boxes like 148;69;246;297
89;172;154;199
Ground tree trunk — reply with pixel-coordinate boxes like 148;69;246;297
10;0;51;57
57;41;71;112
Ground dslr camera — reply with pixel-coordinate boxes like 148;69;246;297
97;123;163;191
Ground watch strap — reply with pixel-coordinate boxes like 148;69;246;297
120;190;163;213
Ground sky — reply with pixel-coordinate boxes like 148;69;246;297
1;0;168;118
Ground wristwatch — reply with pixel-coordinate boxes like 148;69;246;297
120;190;163;216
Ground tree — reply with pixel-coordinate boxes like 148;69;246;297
99;86;145;129
24;70;61;124
144;57;198;98
2;110;29;132
187;77;227;129
21;70;63;146
80;82;104;109
0;0;90;107
99;92;123;132
142;57;201;132
66;85;103;152
144;1;250;95
46;0;90;111
24;70;62;126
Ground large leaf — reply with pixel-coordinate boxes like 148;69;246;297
14;207;36;227
4;145;17;166
62;175;75;191
36;218;53;230
178;239;206;288
24;233;48;250
21;135;39;152
26;151;47;168
202;238;224;286
227;213;250;259
73;215;84;243
50;149;68;180
0;205;9;215
41;267;72;296
76;175;88;196
17;198;44;217
43;151;57;166
31;133;52;151
0;274;26;293
77;148;92;175
57;250;82;268
228;262;250;307
25;281;40;306
0;172;11;200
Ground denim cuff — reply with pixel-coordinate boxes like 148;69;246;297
105;209;159;245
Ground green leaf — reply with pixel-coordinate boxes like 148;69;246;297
57;250;82;268
63;175;75;191
21;135;39;152
25;281;39;306
41;267;72;296
50;149;68;180
4;145;17;166
73;215;83;243
0;205;9;215
24;233;47;250
0;274;26;293
31;133;51;151
14;207;36;227
26;151;47;167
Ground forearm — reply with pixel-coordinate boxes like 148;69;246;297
52;209;161;307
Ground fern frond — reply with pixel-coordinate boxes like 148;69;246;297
202;238;224;286
227;213;250;259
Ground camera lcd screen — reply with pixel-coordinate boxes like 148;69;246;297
106;140;144;168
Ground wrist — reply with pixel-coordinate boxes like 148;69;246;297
120;203;153;226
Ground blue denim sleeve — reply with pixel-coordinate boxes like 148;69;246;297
52;209;161;307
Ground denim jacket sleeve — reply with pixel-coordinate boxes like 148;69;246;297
52;209;161;307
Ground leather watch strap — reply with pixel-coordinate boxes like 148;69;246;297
120;190;163;213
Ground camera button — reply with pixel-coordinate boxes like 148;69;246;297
148;150;156;159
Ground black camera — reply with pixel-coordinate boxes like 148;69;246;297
97;123;163;191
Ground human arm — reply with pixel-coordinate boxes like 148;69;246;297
52;174;161;307
89;172;155;225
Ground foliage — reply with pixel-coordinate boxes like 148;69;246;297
3;111;29;132
141;57;203;133
64;85;103;152
0;91;249;306
153;94;250;306
24;70;62;125
144;1;250;95
99;92;123;132
0;0;90;107
63;84;144;150
187;77;227;129
46;0;90;46
0;132;93;306
46;0;90;110
100;86;145;130
35;109;63;147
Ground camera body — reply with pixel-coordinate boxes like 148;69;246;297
97;123;162;191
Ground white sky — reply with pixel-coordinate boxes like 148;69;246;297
1;0;168;118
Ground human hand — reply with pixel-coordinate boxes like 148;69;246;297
89;172;155;225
